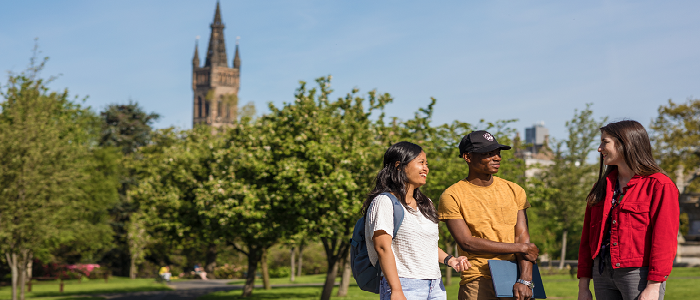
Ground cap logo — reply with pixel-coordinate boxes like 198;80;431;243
483;133;494;141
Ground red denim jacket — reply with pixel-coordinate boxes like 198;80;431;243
577;170;679;282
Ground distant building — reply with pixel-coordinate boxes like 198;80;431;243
525;121;549;154
516;122;554;177
192;2;241;129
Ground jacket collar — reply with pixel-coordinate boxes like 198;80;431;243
605;168;642;192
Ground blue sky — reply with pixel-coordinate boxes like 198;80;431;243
2;0;699;143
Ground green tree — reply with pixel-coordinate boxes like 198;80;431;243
193;77;394;299
649;98;700;193
100;101;160;155
192;119;282;297
238;101;257;122
291;79;391;300
529;104;606;267
99;101;160;277
0;54;116;300
51;147;121;264
130;126;226;278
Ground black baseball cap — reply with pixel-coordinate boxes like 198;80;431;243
458;130;512;157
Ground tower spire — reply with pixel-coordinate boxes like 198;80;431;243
213;1;223;26
205;1;228;67
233;37;241;70
192;38;200;68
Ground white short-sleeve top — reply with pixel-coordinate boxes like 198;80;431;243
364;194;441;279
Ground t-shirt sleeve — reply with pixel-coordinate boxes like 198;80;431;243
366;195;397;238
515;184;530;210
438;190;463;220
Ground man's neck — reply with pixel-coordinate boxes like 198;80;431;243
466;172;494;187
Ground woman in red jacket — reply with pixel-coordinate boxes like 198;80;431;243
577;120;679;300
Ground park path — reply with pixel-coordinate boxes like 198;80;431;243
98;279;239;300
96;280;327;300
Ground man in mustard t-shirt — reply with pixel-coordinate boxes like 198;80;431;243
438;130;539;300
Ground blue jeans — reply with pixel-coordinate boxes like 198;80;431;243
380;277;446;300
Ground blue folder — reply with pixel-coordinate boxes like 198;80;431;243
487;260;546;299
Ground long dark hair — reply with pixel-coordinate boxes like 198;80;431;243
362;141;438;223
586;120;666;206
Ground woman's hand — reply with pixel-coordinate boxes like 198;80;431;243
577;278;592;300
577;288;592;300
639;281;661;300
449;256;471;272
390;290;407;300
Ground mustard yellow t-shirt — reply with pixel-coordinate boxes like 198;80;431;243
438;176;530;285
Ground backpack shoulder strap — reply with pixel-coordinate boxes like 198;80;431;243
380;192;404;238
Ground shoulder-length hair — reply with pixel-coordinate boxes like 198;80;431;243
362;141;438;223
586;120;666;206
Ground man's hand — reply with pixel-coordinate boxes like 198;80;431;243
639;281;661;300
513;282;532;300
521;243;539;262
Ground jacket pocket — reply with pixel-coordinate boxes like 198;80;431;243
620;202;650;230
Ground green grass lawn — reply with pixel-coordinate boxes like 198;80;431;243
204;267;700;300
0;277;171;300
227;274;340;286
19;298;104;300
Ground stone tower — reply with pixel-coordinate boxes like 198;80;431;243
192;1;240;129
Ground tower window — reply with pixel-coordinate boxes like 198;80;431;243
217;99;223;119
197;97;203;118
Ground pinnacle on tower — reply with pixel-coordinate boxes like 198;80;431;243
193;39;200;68
233;37;241;70
205;1;228;67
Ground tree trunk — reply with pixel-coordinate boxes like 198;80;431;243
320;237;351;300
559;230;568;269
321;257;340;300
290;246;296;282
7;252;18;300
26;258;32;282
337;251;351;297
130;253;138;279
242;248;263;297
297;241;305;277
18;250;28;300
261;248;271;290
205;243;218;278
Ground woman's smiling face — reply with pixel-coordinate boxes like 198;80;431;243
599;131;624;166
404;151;429;188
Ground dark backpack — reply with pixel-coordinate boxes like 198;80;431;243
349;192;405;294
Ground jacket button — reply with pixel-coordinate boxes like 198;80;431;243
612;220;617;224
613;242;617;246
616;263;620;267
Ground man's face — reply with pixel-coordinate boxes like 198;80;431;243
465;149;502;175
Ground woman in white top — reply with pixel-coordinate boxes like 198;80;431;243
363;141;471;300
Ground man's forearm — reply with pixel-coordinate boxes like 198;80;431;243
516;253;533;281
458;236;526;255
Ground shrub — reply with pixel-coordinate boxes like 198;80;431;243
214;263;243;279
268;266;291;278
